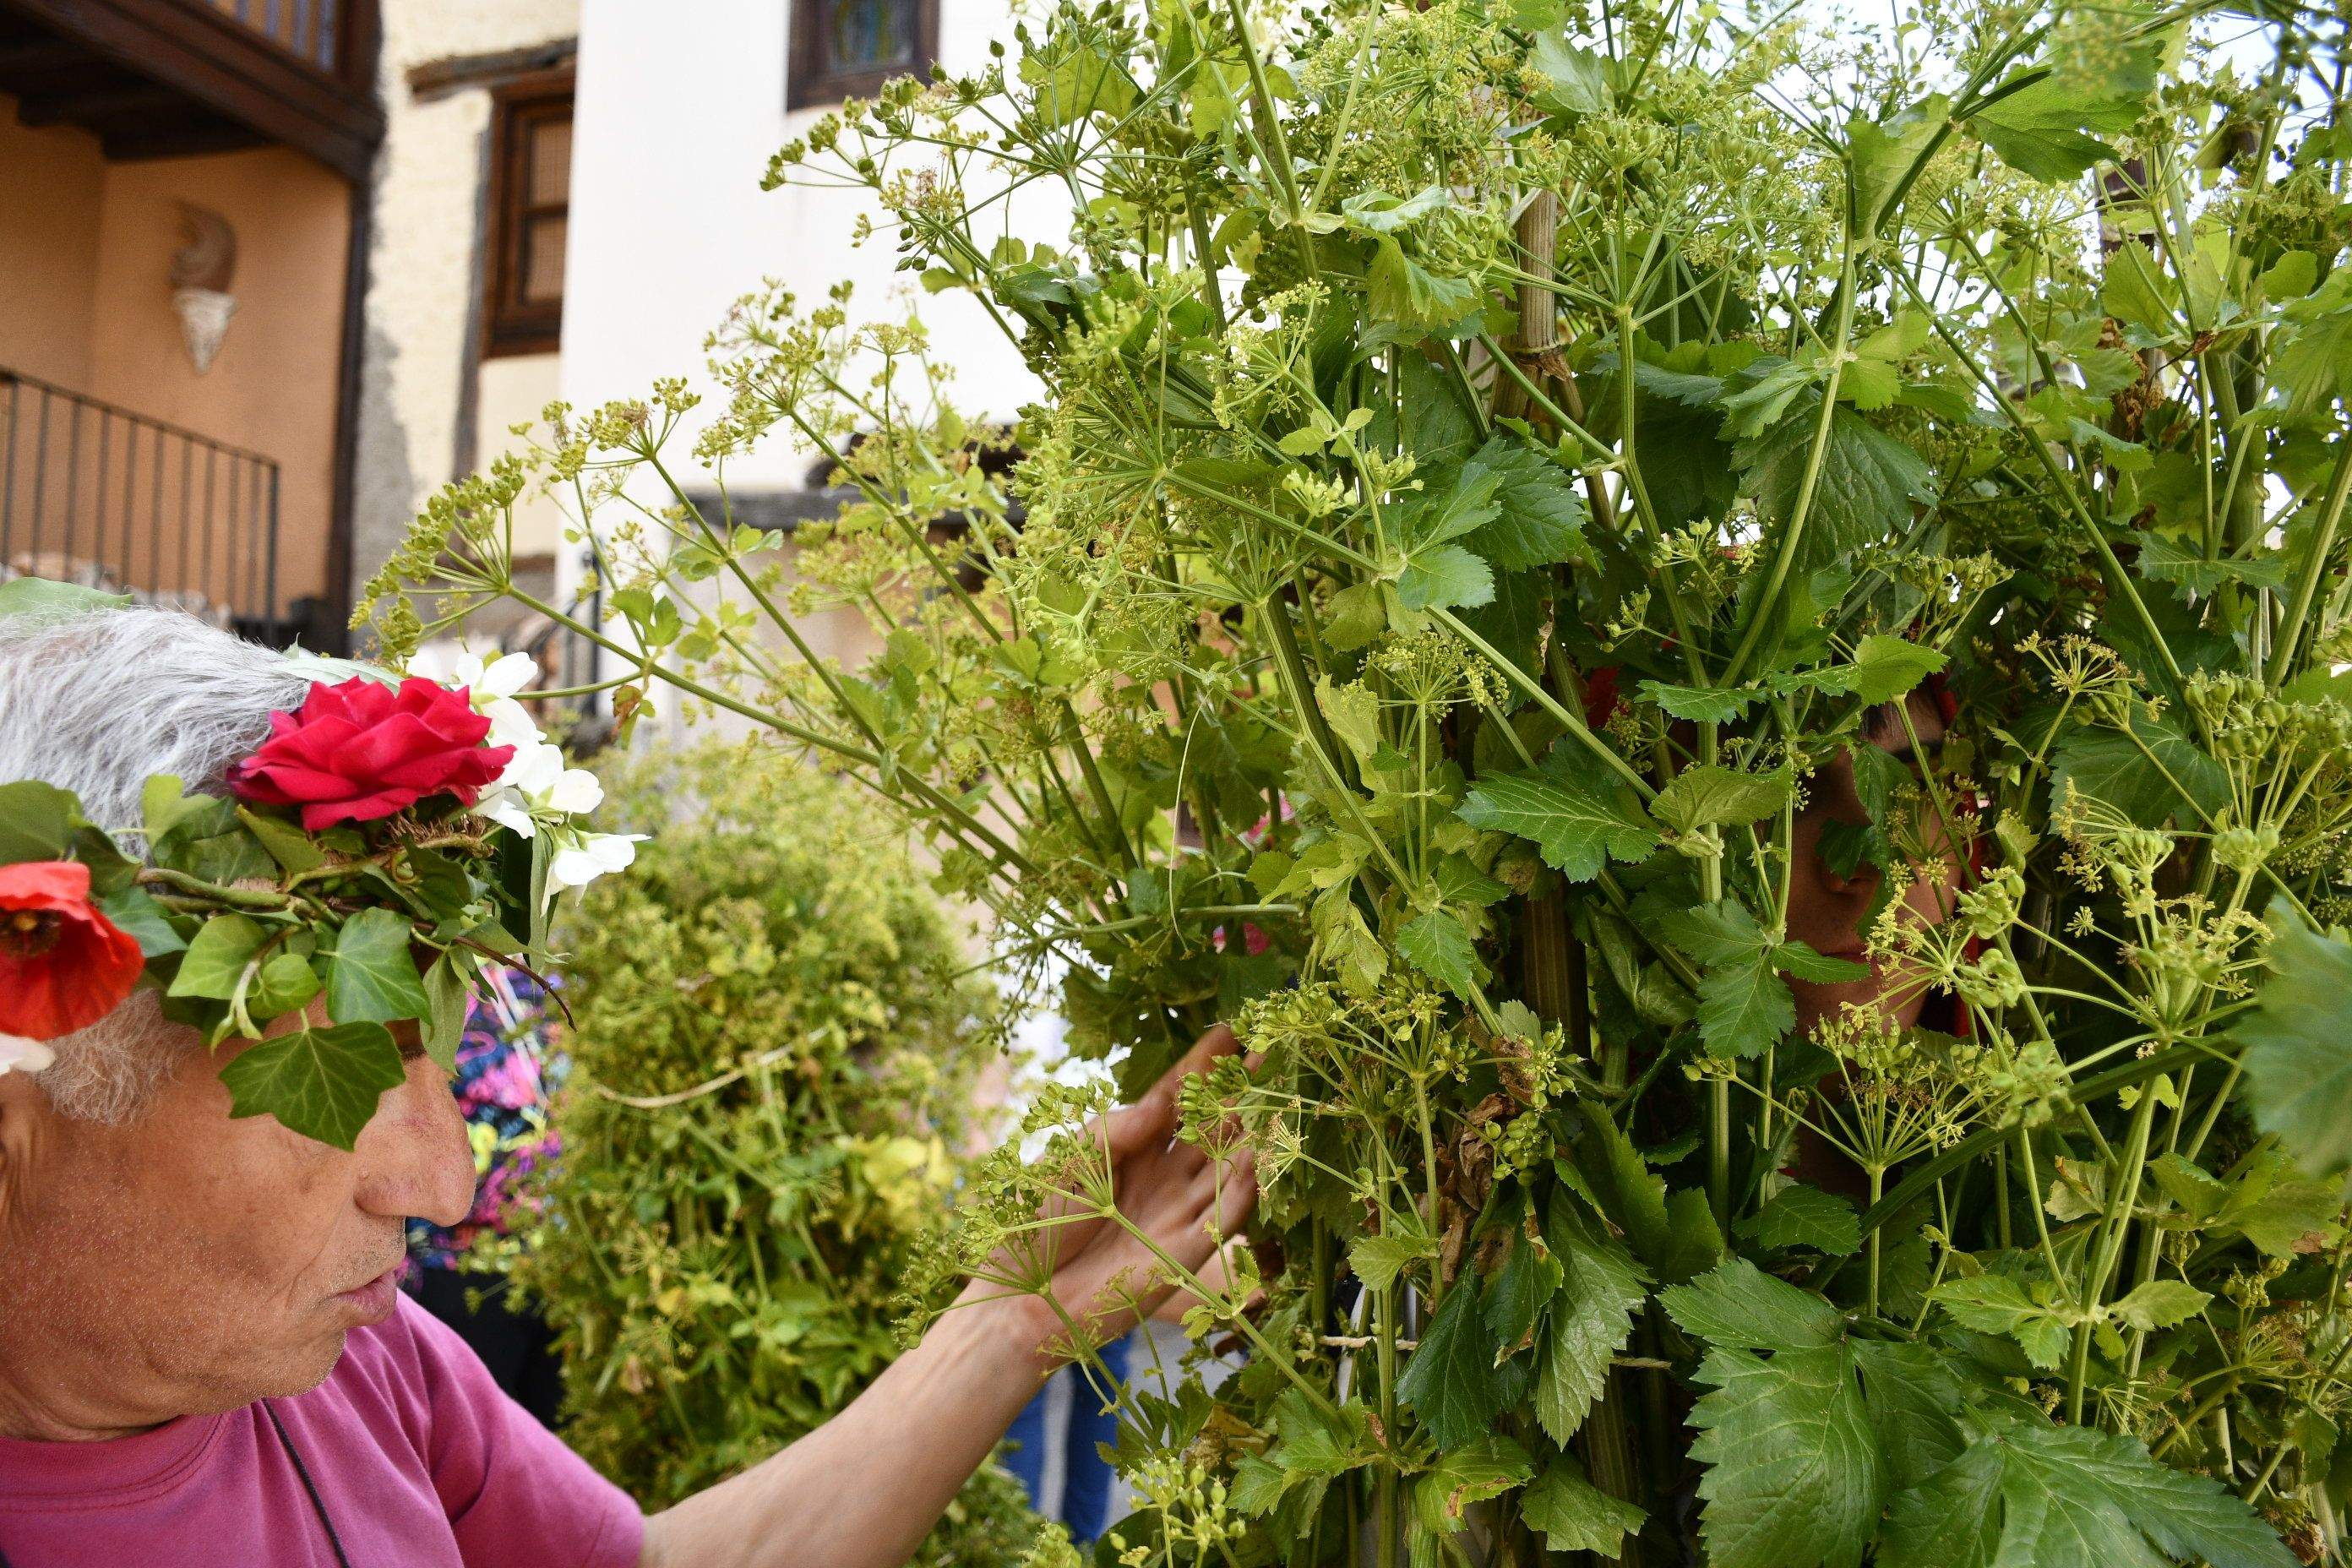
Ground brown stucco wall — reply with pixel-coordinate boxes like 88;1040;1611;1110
0;106;104;390
0;91;350;614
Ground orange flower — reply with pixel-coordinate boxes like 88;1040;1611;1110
0;861;145;1041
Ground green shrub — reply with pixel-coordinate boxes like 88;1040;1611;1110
507;741;1037;1561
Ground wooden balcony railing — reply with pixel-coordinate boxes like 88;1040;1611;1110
193;0;342;76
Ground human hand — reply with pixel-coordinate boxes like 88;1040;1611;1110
964;1025;1258;1371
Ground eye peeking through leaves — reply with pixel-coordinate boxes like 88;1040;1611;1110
375;0;2352;1560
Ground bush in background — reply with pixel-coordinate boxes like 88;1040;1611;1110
505;739;1037;1561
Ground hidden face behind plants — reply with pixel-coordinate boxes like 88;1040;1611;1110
0;616;634;1149
377;0;2352;1561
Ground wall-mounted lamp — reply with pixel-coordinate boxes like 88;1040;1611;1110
170;204;237;375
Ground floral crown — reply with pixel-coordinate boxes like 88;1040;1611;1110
0;596;634;1148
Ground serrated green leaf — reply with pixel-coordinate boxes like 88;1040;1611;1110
1535;1195;1648;1443
1739;1184;1861;1256
1458;437;1587;570
1412;1434;1531;1535
1637;680;1756;723
2240;906;2352;1179
324;906;434;1027
1396;1274;1508;1450
1739;406;1937;574
1881;1419;2297;1568
1663;1256;1845;1350
236;807;325;874
1845;634;1947;705
1652;765;1794;834
219;1021;406;1150
1688;1343;1881;1568
2050;715;2230;831
1522;1457;1647;1554
2110;1279;2211;1332
1458;770;1659;881
1929;1274;2071;1369
1485;1229;1565;1354
1396;909;1484;1002
1351;1228;1437;1293
95;885;185;958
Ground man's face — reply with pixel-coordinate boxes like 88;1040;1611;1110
0;1001;474;1435
1783;691;1963;1033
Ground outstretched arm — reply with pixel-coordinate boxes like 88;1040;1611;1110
638;1026;1256;1568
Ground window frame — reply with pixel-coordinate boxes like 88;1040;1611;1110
482;68;575;359
787;0;939;110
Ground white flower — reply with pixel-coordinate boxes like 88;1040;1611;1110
476;742;605;837
548;830;646;890
425;645;543;753
0;1035;55;1076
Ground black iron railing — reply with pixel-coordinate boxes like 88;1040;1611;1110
0;368;286;642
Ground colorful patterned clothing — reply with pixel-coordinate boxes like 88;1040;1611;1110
405;966;565;1272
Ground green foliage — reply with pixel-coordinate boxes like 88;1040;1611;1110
501;744;1037;1561
380;0;2352;1559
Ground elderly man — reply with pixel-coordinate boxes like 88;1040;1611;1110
0;607;1254;1568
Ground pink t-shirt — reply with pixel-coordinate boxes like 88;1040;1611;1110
0;1296;645;1568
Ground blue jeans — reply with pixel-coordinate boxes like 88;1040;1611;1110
1002;1333;1132;1542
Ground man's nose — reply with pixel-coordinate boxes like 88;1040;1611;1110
355;1054;477;1229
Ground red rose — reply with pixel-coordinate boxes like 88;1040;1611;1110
0;860;145;1041
228;676;514;830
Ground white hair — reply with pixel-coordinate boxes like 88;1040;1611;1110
0;607;314;1122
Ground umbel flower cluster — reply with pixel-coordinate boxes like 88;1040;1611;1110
0;583;634;1148
375;0;2352;1560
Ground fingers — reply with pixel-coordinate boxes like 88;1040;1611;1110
1103;1022;1240;1161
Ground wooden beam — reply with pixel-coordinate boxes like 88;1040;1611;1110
405;36;574;102
0;0;384;178
15;79;177;123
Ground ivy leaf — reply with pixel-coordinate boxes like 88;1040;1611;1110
1396;909;1485;1003
324;906;435;1027
1881;1420;2297;1568
0;780;75;862
167;912;270;1000
1662;1256;1845;1350
1522;1457;1647;1554
1458;770;1659;881
1535;1195;1649;1443
1396;1274;1508;1449
1687;1344;1883;1568
219;1021;406;1150
1652;765;1794;834
1738;1184;1861;1256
